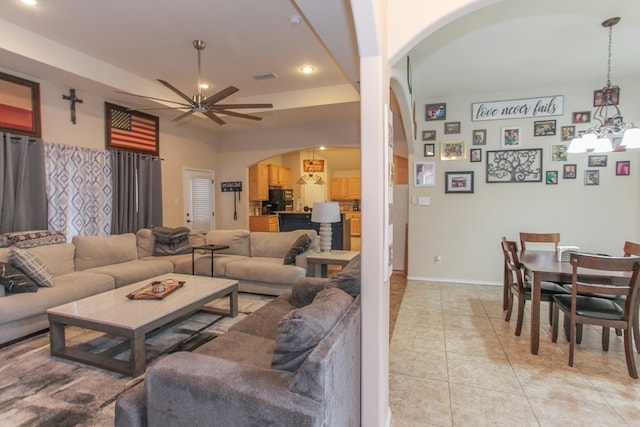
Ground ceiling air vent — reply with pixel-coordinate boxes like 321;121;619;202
253;73;278;81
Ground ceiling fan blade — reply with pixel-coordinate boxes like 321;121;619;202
157;79;194;104
213;103;274;109
172;110;195;122
126;107;191;111
115;90;191;106
204;111;226;125
205;86;239;105
216;109;264;121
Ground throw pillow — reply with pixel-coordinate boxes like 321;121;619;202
272;287;353;372
8;248;55;287
4;230;66;248
290;278;328;308
327;257;361;297
283;234;312;265
0;262;38;293
152;226;192;256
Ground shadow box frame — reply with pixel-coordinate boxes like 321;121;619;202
0;71;42;138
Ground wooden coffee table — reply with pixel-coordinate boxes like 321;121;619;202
46;273;238;377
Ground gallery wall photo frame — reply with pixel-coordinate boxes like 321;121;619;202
105;102;160;156
425;103;446;121
0;71;42;138
533;120;556;137
572;111;591;123
414;161;436;186
594;87;619;107
501;126;522;148
444;121;461;134
472;129;486;145
422;130;436;141
563;163;577;179
561;125;575;141
486;148;543;183
424;143;435;157
588;155;607;167
551;145;567;162
445;171;474;194
585;169;600;185
440;140;466;161
545;170;558;185
616;160;630;176
470;148;482;163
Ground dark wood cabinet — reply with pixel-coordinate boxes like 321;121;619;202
277;213;349;250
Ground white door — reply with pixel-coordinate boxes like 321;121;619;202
183;168;215;231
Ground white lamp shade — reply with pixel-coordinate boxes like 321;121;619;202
311;202;341;223
622;128;640;149
581;133;598;150
593;136;613;153
567;137;586;153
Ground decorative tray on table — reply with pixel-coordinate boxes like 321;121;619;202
126;279;185;300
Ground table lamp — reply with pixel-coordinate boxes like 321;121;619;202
311;202;341;252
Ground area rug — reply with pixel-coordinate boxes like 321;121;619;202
0;293;273;427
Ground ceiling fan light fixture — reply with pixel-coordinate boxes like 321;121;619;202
300;65;315;74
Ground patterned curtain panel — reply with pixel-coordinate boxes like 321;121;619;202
0;133;48;233
44;143;112;238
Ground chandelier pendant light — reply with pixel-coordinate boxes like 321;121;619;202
568;17;640;153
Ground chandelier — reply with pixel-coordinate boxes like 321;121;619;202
568;17;640;154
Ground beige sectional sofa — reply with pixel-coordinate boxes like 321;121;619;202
0;228;318;346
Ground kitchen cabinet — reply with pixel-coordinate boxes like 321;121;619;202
277;213;349;250
330;177;360;200
249;163;269;201
268;165;291;187
345;212;361;237
249;215;279;232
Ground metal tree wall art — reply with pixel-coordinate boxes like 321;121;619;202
486;149;543;183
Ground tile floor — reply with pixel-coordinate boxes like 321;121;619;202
389;280;640;426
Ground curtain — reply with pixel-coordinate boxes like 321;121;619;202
111;150;162;234
0;133;48;233
44;143;112;238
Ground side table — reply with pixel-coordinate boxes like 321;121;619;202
191;244;230;277
306;250;360;278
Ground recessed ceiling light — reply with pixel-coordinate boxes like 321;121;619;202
319;146;326;151
200;83;209;89
21;0;37;5
300;66;315;74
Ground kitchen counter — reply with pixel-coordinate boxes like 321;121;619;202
277;212;350;250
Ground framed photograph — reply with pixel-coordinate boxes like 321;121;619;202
585;169;599;186
444;121;461;134
0;71;42;138
472;129;486;145
616;160;630;176
546;171;558;185
440;140;466;160
422;130;436;141
105;102;160;155
594;88;619;107
551;145;567;162
414;161;436;186
425;103;446;121
470;148;482;163
572;111;591;123
563;164;577;179
445;171;474;194
588;155;607;167
486;148;543;183
501;126;522;148
561;125;575;141
424;143;435;157
534;120;556;136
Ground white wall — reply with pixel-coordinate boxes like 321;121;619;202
408;78;640;284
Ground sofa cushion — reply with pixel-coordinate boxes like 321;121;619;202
230;293;296;340
272;287;353;372
152;226;192;256
250;230;316;259
194;330;277;369
327;257;361;297
136;228;155;259
3;230;66;248
26;243;75;277
173;253;248;276
225;258;306;285
87;259;174;288
0;262;38;293
204;229;251;256
283;234;312;265
9;248;55;287
73;234;138;270
291;278;329;308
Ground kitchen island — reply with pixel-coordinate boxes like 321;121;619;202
277;212;351;250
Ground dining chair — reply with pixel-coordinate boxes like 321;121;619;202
551;253;640;379
519;232;561;252
501;237;570;335
623;241;640;352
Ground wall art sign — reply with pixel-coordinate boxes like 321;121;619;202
0;71;42;138
471;95;563;121
486;148;543;183
106;102;159;155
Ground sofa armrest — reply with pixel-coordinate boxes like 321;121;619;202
295;249;313;270
145;352;322;427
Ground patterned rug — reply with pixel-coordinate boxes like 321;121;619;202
0;293;273;427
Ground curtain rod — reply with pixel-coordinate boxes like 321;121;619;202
114;151;164;161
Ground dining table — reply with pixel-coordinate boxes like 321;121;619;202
519;250;629;354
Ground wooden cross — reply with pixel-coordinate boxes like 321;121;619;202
62;88;83;124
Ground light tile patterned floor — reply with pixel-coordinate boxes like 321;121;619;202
390;280;640;426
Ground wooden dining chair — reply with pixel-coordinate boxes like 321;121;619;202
501;237;569;335
551;253;640;379
623;241;640;352
519;232;561;252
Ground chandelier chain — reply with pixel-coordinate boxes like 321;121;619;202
606;25;613;87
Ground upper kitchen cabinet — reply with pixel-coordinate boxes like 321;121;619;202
249;163;269;201
268;165;291;187
330;177;360;200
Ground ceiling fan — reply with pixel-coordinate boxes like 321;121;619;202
116;40;273;125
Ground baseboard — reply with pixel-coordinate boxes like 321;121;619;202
405;276;502;287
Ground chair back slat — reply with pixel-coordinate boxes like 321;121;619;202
520;232;560;251
623;240;640;257
501;237;524;291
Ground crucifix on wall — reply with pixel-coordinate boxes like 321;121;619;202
62;88;83;124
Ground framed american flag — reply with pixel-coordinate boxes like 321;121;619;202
105;102;159;155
